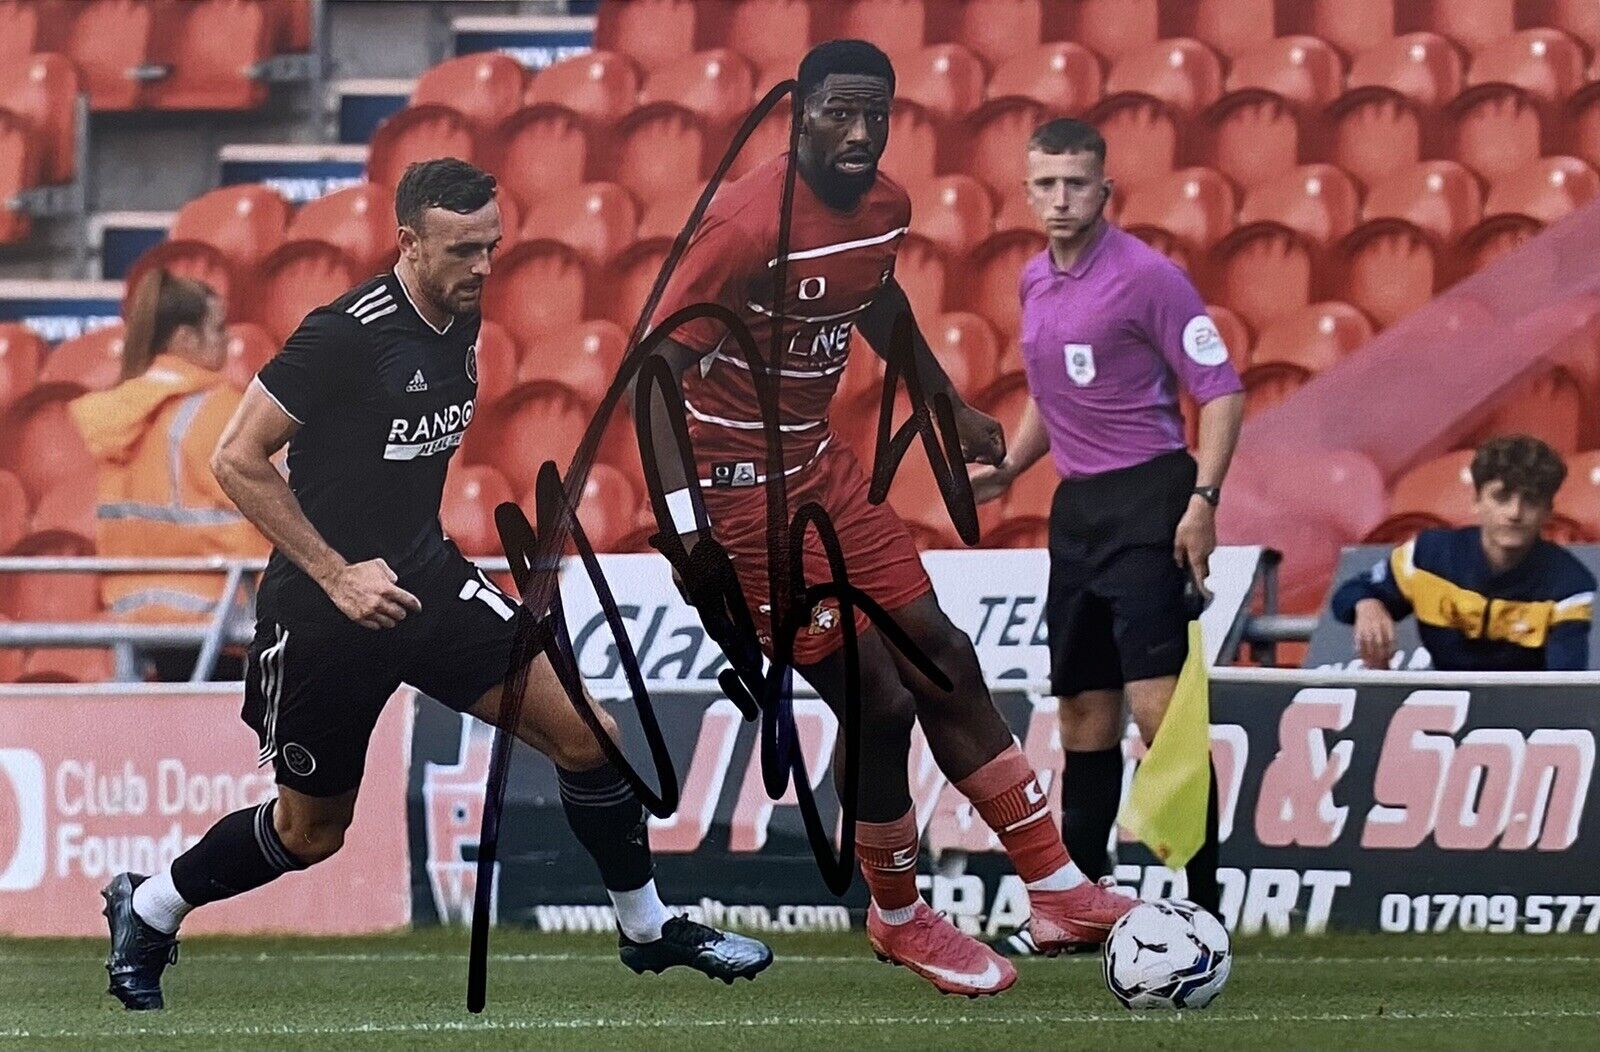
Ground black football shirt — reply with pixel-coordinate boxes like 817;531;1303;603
255;269;483;621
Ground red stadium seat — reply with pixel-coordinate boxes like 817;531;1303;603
1240;361;1310;419
262;0;310;52
222;322;274;392
490;105;591;210
992;189;1041;235
477;384;593;494
1348;33;1464;112
123;240;237;320
441;463;516;557
717;0;810;74
526;50;639;126
1551;450;1600;542
1484;155;1600;223
0;1;65;63
253;240;356;344
0;470;28;555
1085;94;1180;189
413;53;528;136
1251;301;1373;373
1362;160;1483;243
1119;166;1237;252
0;323;42;410
899;45;986;123
482;240;588;348
171;184;290;275
1200;90;1301;189
727;105;793;181
881;99;939;187
1467;28;1586;106
1371;450;1478;541
568;462;642;554
986;42;1102;115
41;323;123;391
1327;88;1424;188
1570;81;1600;172
1207;303;1252;372
637;184;704;241
1128;225;1196;272
1175;0;1276;61
1448;84;1544;181
837;342;886;406
928;312;1002;396
909;174;994;258
366;104;480;190
1334;220;1439;329
1472;367;1587;455
147;0;274;111
610;103;707;206
522;320;626;408
834;0;928;60
1207;225;1316;333
1225;36;1346;113
966;99;1056;203
1421;0;1515;52
285;182;395;278
0;53;79;184
601;237;672;332
955;0;1042;69
594;0;697;73
469;318;519;410
0;386;96;504
19;646;114;684
1069;0;1159;63
30;469;93;541
1307;0;1394;56
1450;212;1545;277
1539;0;1600;53
967;230;1046;343
641;50;755;130
520;182;638;268
893;233;947;321
1105;39;1226;118
0;109;39;244
63;0;159;111
1238;164;1361;246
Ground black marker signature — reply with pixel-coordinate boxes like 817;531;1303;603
466;80;985;1012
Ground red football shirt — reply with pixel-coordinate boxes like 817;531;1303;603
649;153;911;486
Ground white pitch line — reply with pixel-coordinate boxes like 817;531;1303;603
3;1007;1600;1041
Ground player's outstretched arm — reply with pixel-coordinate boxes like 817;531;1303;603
212;383;420;629
856;278;1005;466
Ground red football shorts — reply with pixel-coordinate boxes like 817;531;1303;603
699;440;933;665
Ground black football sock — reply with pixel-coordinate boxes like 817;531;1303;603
1060;746;1123;881
1184;764;1222;915
168;799;307;908
557;762;656;893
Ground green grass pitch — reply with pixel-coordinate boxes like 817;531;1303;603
3;929;1597;1050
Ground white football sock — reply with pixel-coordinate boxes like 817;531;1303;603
609;879;669;943
877;903;918;926
1026;860;1087;892
131;869;193;934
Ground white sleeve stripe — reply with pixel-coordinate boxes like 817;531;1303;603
1555;591;1594;612
253;376;304;426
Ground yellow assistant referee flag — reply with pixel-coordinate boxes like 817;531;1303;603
1118;619;1210;869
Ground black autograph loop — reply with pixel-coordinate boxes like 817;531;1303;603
467;75;989;1010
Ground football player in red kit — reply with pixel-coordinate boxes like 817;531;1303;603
638;40;1135;997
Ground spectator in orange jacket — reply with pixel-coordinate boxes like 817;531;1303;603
67;269;267;678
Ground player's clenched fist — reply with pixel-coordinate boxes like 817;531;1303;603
322;558;423;630
952;402;1006;467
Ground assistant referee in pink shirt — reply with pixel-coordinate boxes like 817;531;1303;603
972;119;1246;950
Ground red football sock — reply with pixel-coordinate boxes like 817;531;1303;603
855;808;921;912
955;744;1074;885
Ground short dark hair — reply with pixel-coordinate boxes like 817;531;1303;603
797;39;895;105
1470;434;1567;504
1027;118;1107;164
394;157;497;231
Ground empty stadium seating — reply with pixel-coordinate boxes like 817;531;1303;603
40;324;123;391
527;49;640;126
147;0;276;111
0;323;43;411
0;53;79;185
413;52;528;136
284;181;395;278
170;184;290;276
988;42;1102;115
253;240;355;343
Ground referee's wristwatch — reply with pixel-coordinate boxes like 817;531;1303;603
1192;485;1222;507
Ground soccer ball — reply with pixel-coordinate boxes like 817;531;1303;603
1102;899;1231;1010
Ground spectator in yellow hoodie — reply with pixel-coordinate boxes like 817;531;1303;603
67;268;267;678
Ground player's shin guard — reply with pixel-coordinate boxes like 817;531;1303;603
955;745;1082;889
1060;747;1122;881
856;808;921;921
557;763;666;941
1184;764;1222;915
167;799;307;910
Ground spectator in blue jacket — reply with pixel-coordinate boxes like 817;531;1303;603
1331;435;1595;671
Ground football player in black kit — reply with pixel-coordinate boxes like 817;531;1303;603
100;158;772;1010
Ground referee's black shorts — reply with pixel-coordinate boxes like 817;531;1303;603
240;544;530;798
1046;449;1200;698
